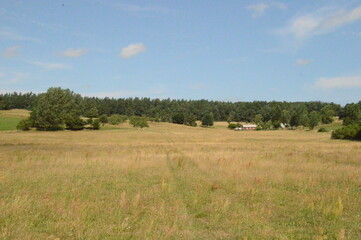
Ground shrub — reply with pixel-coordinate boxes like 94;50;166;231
129;116;149;128
260;121;273;130
108;114;127;125
272;120;281;129
331;123;361;140
228;123;242;129
92;119;100;130
256;126;263;131
16;119;32;131
184;114;197;127
86;118;93;125
99;114;108;125
65;114;86;130
318;127;328;132
202;113;214;127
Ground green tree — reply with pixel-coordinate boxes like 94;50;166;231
85;106;99;119
308;111;320;130
254;114;263;125
30;87;78;130
184;113;197;127
172;113;185;125
300;113;310;127
92;119;100;130
343;103;361;125
202;112;214;127
281;110;291;125
320;105;335;124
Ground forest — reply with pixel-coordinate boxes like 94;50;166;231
1;88;361;133
1;88;358;121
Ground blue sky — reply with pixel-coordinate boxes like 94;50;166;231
0;0;361;104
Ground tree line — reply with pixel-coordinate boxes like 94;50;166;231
1;88;360;133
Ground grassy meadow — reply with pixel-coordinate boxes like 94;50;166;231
0;109;29;131
1;120;361;239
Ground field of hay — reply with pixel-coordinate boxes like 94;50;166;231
1;121;360;239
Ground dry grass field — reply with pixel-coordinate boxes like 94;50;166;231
1;121;361;239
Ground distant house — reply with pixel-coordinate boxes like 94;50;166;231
242;124;257;130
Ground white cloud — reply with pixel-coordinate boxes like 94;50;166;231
282;5;361;39
30;61;70;70
0;29;42;43
296;59;314;65
120;43;146;59
62;48;87;58
247;3;269;17
314;75;361;89
247;2;287;17
3;45;20;58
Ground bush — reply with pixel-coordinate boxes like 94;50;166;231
16;119;32;131
184;114;197;127
86;118;93;125
272;120;281;129
92;119;100;130
260;121;273;130
228;123;242;129
318;127;328;132
108;114;127;125
65;114;86;130
202;113;214;127
99;114;108;125
129;116;149;128
331;123;361;140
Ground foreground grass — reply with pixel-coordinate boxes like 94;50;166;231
0;109;29;131
0;122;360;239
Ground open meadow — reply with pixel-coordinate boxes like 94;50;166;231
0;109;28;131
1;121;361;239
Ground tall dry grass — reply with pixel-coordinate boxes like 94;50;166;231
0;122;360;239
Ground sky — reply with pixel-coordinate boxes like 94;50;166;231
0;0;361;104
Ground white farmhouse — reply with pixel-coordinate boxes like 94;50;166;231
242;124;257;130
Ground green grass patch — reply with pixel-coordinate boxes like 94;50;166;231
318;121;343;132
0;115;25;131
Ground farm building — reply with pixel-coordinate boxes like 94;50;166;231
242;124;257;130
